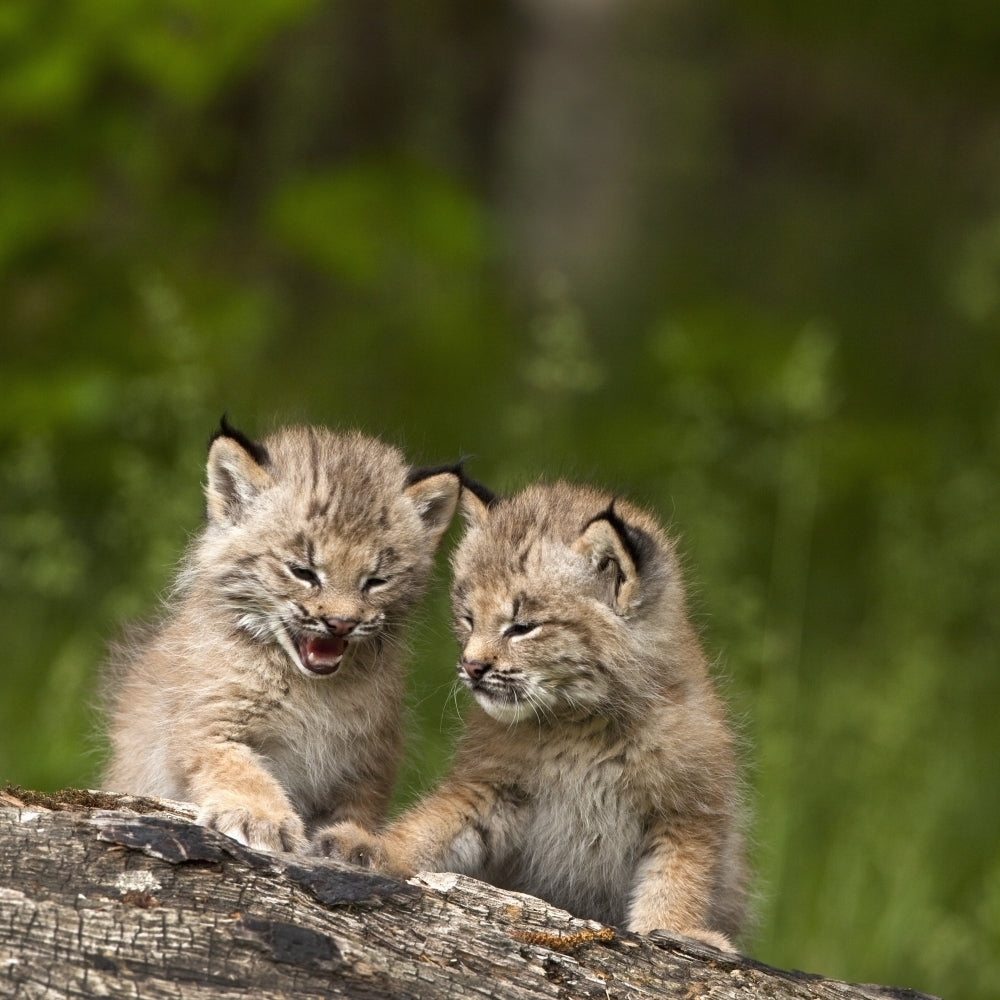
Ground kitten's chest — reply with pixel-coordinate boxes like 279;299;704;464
525;737;643;847
501;732;645;925
251;670;393;812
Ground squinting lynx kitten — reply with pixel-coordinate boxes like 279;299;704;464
317;480;748;949
103;419;460;853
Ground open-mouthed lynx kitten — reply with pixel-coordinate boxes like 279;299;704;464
316;480;748;949
103;419;460;853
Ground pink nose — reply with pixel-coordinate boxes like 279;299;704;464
461;659;491;681
323;617;358;637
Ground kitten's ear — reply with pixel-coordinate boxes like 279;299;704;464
572;501;650;615
205;417;273;524
404;466;462;547
458;476;496;528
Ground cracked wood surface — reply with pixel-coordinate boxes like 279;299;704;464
0;788;939;999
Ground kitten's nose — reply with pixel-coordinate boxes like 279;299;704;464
323;617;358;637
461;659;492;681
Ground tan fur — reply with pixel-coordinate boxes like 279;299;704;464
316;481;748;949
102;423;459;853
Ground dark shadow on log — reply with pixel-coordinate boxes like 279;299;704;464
0;786;939;999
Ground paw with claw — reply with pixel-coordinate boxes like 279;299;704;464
198;799;307;854
310;821;389;869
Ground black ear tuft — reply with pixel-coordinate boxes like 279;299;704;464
584;500;653;573
460;473;498;509
405;462;463;488
406;462;499;508
209;414;270;467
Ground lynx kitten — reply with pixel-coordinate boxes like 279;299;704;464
103;419;460;853
317;480;748;948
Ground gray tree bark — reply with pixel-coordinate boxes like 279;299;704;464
0;787;938;999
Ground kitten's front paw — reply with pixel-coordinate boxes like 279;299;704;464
310;821;385;868
198;803;307;854
695;930;735;953
645;926;736;953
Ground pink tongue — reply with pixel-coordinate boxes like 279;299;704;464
300;635;346;673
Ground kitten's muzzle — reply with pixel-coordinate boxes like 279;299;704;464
460;658;492;681
459;660;532;722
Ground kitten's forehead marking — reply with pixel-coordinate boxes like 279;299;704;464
497;593;527;637
515;540;533;573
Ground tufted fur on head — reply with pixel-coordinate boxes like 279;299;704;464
450;481;691;725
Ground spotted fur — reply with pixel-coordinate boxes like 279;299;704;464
316;481;748;948
102;422;460;853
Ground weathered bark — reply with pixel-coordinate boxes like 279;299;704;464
0;787;937;1000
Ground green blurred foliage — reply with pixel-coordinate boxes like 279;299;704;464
2;1;998;997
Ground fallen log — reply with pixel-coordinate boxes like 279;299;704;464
0;786;938;999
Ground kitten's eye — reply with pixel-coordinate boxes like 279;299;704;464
287;563;320;587
458;614;474;631
362;576;390;593
504;622;538;639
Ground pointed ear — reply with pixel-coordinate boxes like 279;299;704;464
205;419;273;524
404;466;462;547
458;477;496;529
571;502;649;615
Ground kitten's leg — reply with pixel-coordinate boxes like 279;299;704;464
627;821;735;952
186;742;306;853
312;779;510;879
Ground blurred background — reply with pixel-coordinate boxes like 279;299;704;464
2;0;998;995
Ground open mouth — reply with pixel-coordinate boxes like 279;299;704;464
297;633;346;675
278;628;347;677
